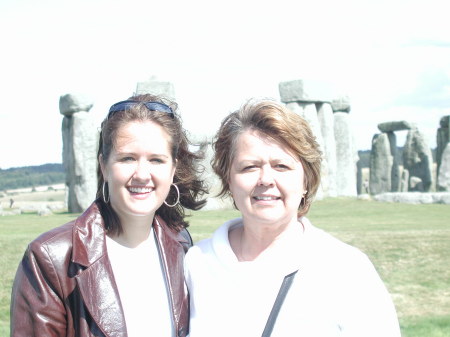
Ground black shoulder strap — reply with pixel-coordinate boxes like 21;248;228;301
262;270;299;337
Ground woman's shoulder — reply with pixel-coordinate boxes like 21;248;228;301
27;202;103;258
301;217;370;266
186;218;242;260
29;221;75;252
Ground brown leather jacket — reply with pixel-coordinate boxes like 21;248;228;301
10;202;192;337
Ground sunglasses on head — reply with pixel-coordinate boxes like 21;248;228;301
108;100;174;119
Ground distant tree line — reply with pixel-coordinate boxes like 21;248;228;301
0;163;65;191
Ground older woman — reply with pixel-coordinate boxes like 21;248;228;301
11;94;207;337
184;99;400;337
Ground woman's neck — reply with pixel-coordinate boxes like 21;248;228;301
109;215;154;248
229;217;300;262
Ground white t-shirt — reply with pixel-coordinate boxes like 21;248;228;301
184;217;401;337
106;229;173;337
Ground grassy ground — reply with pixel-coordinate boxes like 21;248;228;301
1;198;449;336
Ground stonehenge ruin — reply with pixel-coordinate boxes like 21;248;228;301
279;79;357;198
59;79;449;211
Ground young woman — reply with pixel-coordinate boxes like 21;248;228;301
11;94;207;337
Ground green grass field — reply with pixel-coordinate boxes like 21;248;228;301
1;198;449;336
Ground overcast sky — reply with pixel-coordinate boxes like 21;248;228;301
0;0;449;169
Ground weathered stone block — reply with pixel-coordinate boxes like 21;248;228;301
279;79;333;103
403;128;433;192
334;112;357;197
369;133;392;194
387;132;401;192
331;96;351;113
437;143;450;191
135;78;176;99
61;107;98;213
440;115;450;128
377;120;415;133
317;103;337;197
59;94;94;116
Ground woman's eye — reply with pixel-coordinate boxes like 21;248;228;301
150;158;164;164
121;156;135;162
242;165;257;171
275;164;289;170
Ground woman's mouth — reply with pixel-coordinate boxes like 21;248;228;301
128;187;153;194
253;195;280;201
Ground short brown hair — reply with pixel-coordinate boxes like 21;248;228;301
96;93;207;234
212;99;321;217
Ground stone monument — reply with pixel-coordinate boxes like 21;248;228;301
279;79;356;198
369;121;433;193
59;94;98;212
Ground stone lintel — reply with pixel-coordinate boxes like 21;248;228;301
279;79;334;104
377;120;416;133
59;94;94;116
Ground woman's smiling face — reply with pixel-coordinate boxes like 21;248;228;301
100;120;176;224
228;129;305;228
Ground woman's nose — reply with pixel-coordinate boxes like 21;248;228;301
134;160;151;180
258;166;275;186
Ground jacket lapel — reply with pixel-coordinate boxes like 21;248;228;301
72;203;127;337
76;256;127;337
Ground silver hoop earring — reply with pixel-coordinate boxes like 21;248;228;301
102;181;110;203
164;184;180;208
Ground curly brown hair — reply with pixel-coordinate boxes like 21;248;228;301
212;98;322;217
96;93;207;234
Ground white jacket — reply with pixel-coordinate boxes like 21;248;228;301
185;217;401;337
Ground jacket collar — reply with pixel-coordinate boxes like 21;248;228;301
72;202;106;267
71;202;127;337
71;202;190;337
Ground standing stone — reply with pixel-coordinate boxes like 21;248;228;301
437;143;450;191
135;77;176;99
279;79;334;103
334;112;357;196
400;169;409;192
303;103;326;199
317;103;337;197
436;115;450;176
285;102;325;200
285;102;305;118
356;157;363;195
403;128;434;192
369;133;392;194
60;94;98;213
387;132;401;192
